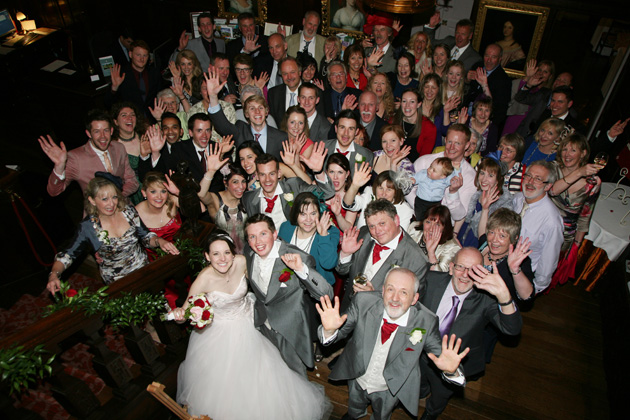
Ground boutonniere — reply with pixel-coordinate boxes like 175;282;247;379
97;229;111;245
355;153;365;164
408;328;426;345
283;193;294;207
279;268;293;283
252;180;261;190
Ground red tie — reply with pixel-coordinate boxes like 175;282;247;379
254;133;261;142
264;195;278;213
336;148;349;156
381;318;398;344
372;243;390;264
198;150;206;171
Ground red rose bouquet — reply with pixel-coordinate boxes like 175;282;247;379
162;294;214;329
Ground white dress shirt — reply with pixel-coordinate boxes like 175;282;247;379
258;183;287;229
299;33;316;57
513;193;564;294
268;61;280;89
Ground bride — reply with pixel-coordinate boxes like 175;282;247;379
171;231;331;419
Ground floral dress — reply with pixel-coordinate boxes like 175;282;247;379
56;206;156;284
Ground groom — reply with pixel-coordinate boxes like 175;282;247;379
317;268;469;420
244;214;334;376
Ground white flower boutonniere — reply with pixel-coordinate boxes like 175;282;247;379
355;153;365;164
97;230;111;245
283;193;294;207
408;328;426;345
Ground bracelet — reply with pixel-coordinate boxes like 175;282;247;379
498;298;514;306
48;271;61;280
203;173;214;181
430;262;439;267
510;267;521;275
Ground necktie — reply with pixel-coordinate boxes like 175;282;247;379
381;318;398;344
335;94;343;116
254;133;261;143
372;243;390;264
335;148;349;157
519;202;529;218
303;40;311;54
275;62;283;86
206;40;213;59
138;73;147;101
264;195;278;213
439;296;460;338
198;150;206;171
289;92;296;107
103;151;113;173
451;47;460;59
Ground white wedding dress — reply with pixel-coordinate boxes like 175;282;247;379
177;276;331;419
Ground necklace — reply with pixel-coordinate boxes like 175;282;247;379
293;229;316;251
525;144;554;163
487;249;508;263
118;134;136;142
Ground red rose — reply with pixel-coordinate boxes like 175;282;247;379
202;310;211;320
279;271;291;282
194;298;205;307
65;289;78;298
194;324;204;330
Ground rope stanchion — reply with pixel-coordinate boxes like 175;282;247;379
10;192;57;267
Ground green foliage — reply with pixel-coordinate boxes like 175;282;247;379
42;282;109;317
0;345;55;394
155;238;206;275
103;292;168;330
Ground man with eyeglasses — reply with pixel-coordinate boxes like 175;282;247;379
419;247;522;420
513;161;563;294
322;61;361;120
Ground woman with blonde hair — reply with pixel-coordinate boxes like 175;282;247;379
407;31;432;77
367;72;395;121
170;49;204;106
521;118;566;166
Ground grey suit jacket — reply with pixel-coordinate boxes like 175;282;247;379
169;37;226;75
423;27;481;72
321;139;374;177
287;33;326;64
241;177;336;224
326;292;442;416
421;272;523;376
209;106;287;159
246;241;333;368
309;112;332;142
337;227;428;310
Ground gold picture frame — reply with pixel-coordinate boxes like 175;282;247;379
217;0;268;25
473;0;550;77
321;0;368;40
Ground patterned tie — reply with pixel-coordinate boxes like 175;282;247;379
303;40;311;54
264;195;278;213
519;202;529;218
289;92;296;107
439;296;460;338
335;148;349;157
103;151;114;173
372;243;390;264
451;47;460;59
254;133;261;143
381;318;398;344
275;62;283;86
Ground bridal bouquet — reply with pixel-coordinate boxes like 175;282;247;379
162;294;214;329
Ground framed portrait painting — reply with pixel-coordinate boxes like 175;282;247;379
321;0;368;39
217;0;268;25
473;0;549;77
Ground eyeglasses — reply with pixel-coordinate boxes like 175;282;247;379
453;264;473;274
523;173;548;185
235;68;252;73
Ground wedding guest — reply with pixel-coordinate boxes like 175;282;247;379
467;97;499;156
344;43;368;90
317;268;468;420
408;205;461;272
413;157;455;221
343;167;415;231
498;133;526;193
367;72;395;121
521;118;566;166
279;192;340;286
372;124;415;177
388;52;419;102
392;89;437;161
170;49;204;106
46;175;178;294
407;31;432;76
323;153;358;233
39;109;139;198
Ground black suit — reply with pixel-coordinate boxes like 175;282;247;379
309;112;332;142
322;87;362;120
533;110;585;136
209;106;287;159
366;116;387;151
267;84;301;125
464;65;512;126
141;141;224;193
226;34;269;65
419;272;522;417
106;63;163;120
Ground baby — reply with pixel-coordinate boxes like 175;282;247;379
413;157;455;221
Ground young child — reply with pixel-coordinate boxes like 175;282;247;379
413;157;455;221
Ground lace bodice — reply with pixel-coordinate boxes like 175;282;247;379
206;276;254;321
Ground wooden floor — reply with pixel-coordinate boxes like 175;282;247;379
308;281;609;420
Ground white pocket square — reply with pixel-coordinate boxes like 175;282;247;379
280;283;288;288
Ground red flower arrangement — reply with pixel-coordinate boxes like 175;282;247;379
279;268;293;283
65;289;78;298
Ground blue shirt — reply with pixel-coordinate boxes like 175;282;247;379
414;169;453;202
